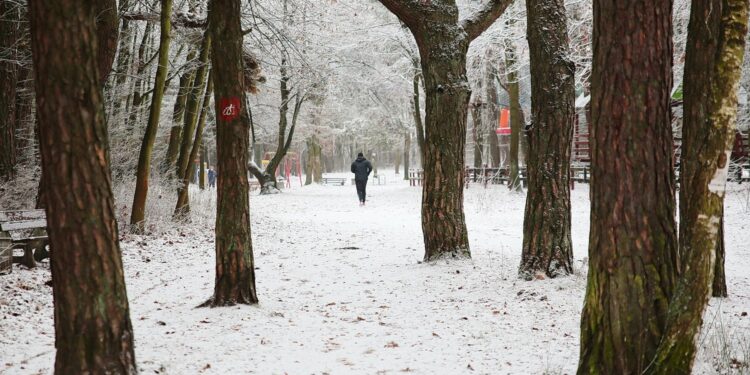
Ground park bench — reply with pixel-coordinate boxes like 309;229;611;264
408;169;423;187
0;209;49;274
322;177;346;186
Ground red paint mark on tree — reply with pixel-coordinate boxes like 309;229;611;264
219;97;240;122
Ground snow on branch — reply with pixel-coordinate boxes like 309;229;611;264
462;0;515;41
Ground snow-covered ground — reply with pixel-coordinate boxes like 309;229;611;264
1;172;749;374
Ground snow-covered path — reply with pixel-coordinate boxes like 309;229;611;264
2;174;749;374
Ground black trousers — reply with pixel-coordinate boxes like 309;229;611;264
355;179;367;202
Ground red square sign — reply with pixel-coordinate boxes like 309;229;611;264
219;97;241;122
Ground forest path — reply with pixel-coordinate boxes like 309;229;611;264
2;175;749;374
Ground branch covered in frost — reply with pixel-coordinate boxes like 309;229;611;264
462;0;515;41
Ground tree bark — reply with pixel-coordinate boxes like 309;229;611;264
577;0;677;373
95;0;119;83
202;0;258;306
519;0;575;279
645;0;747;372
164;47;198;172
0;0;20;181
378;0;513;261
131;0;174;232
175;30;210;211
175;70;213;215
28;0;136;372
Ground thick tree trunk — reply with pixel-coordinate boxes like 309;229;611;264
164;48;198;172
645;0;747;372
28;0;136;372
0;0;19;181
131;0;174;231
577;0;677;373
378;0;512;261
419;40;471;260
202;0;258;306
519;0;575;279
175;71;213;215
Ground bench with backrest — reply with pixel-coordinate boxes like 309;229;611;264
408;169;423;187
0;209;49;274
322;177;346;186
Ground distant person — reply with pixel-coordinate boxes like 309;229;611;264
208;167;216;188
351;152;373;206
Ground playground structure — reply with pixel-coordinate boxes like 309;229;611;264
259;151;303;188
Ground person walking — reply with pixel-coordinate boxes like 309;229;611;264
208;167;217;188
351;152;373;206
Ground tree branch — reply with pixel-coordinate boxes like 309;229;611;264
461;0;514;41
122;11;207;28
376;0;423;29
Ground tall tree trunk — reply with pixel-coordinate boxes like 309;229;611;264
28;0;136;372
505;44;523;193
645;0;747;372
175;30;210;211
131;0;174;231
519;0;575;279
403;131;411;180
379;0;512;261
202;0;258;306
0;0;20;181
164;48;198;172
577;0;677;373
175;70;213;215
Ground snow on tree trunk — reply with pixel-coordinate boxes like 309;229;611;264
577;0;678;372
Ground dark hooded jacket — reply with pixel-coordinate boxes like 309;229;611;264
351;156;373;181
